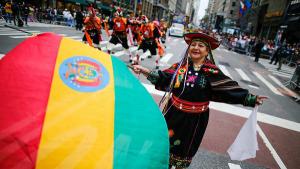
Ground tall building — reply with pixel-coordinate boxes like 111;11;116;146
142;0;154;19
207;0;240;32
181;0;193;23
206;0;217;29
168;0;177;24
175;0;184;15
259;0;289;40
168;0;177;14
192;0;204;26
241;0;290;40
152;0;169;20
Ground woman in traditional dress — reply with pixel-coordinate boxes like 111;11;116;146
131;32;267;169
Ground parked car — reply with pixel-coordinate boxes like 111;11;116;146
169;23;185;37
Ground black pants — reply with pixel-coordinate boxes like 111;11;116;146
138;39;157;55
82;29;100;45
254;52;261;62
109;31;129;49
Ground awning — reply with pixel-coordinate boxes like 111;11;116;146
65;0;87;5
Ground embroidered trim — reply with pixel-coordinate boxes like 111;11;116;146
169;153;192;168
212;86;242;90
244;93;257;107
146;70;159;84
210;79;233;87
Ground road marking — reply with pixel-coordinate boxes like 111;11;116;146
228;163;242;169
257;125;287;169
129;46;138;53
267;67;294;73
269;75;299;98
140;50;151;59
10;35;33;38
0;54;5;60
160;53;173;63
218;65;233;78
67;36;82;39
209;102;300;132
235;68;252;81
253;72;283;96
273;72;291;78
113;51;125;57
0;33;28;35
248;85;259;89
100;41;108;45
141;82;300;132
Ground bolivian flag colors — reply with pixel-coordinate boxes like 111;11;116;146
0;33;169;169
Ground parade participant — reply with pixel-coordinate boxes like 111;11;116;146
134;16;159;65
131;32;268;169
159;18;167;43
107;8;132;62
129;14;142;46
153;20;165;69
82;6;102;50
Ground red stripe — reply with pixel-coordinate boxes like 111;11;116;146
0;33;62;169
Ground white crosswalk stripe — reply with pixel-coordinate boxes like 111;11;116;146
268;75;299;98
0;32;28;35
0;54;5;60
235;68;252;81
218;65;233;78
10;35;32;38
259;59;295;79
253;72;283;96
228;163;242;169
67;36;82;39
160;53;173;63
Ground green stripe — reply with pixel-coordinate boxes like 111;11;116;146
112;57;169;169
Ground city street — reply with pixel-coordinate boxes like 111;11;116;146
0;22;299;169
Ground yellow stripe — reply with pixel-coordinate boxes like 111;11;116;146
36;38;115;169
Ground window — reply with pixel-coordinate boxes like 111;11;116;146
230;10;233;15
232;2;236;6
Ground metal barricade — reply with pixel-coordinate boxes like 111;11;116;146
285;63;300;90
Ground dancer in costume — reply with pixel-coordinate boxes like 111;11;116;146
131;32;268;169
107;8;132;62
82;6;102;50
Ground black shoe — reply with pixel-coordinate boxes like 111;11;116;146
155;66;159;69
148;55;152;58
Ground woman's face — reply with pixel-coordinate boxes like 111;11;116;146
188;41;208;60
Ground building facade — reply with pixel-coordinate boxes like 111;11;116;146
212;0;240;33
152;0;169;20
142;0;154;19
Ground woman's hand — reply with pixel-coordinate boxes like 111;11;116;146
131;65;151;75
256;95;268;105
